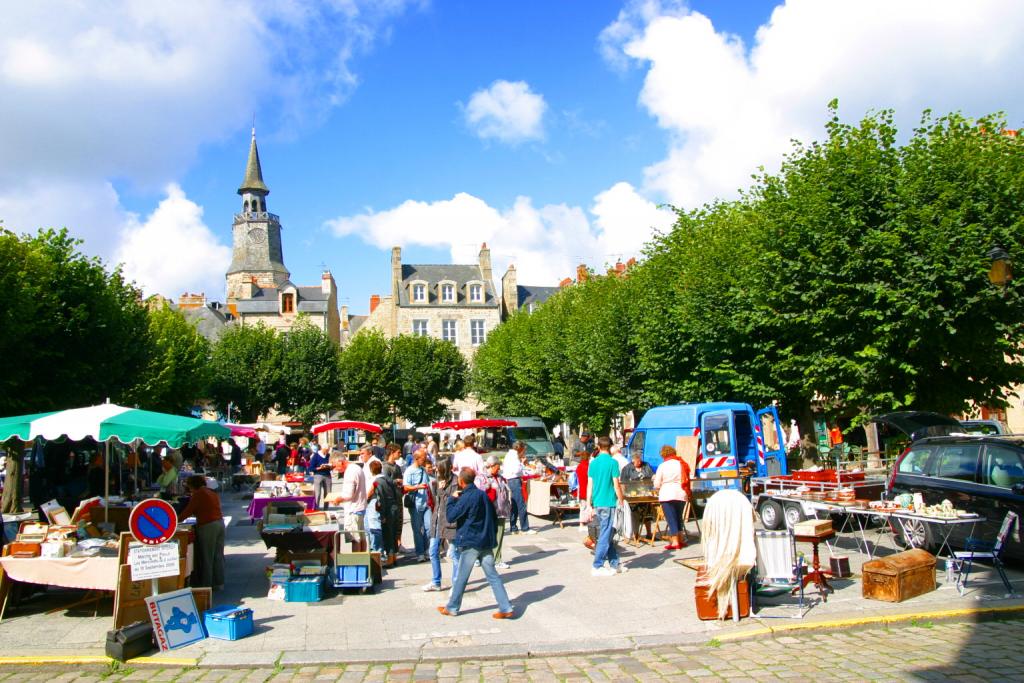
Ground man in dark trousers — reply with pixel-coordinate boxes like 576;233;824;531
437;468;514;619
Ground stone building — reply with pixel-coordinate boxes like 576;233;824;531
225;131;340;342
359;244;501;361
500;264;560;318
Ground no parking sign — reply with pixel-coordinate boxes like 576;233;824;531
129;498;178;545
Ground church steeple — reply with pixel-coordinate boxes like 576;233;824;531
238;128;269;216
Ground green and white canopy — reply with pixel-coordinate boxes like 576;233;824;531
0;403;230;447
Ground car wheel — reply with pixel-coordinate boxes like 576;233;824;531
759;499;784;530
783;503;806;529
899;518;934;552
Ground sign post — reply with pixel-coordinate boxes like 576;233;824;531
128;498;180;614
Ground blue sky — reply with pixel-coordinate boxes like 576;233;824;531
2;1;1022;314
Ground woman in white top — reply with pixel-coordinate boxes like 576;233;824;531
652;445;691;550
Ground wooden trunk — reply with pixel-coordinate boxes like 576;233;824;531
694;567;750;620
862;549;936;602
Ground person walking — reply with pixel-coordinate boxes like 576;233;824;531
482;454;512;568
653;444;691;550
404;449;432;562
329;456;368;550
402;433;417;463
423;458;456;592
177;474;225;590
437;468;514;619
502;441;534;535
587;436;627;576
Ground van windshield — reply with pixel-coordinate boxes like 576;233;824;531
510;427;549;441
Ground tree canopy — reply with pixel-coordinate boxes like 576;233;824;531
277;316;342;427
472;107;1024;428
207;322;283;423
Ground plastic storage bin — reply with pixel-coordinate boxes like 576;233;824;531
203;606;254;640
285;576;324;602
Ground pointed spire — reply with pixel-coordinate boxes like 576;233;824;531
238;127;269;196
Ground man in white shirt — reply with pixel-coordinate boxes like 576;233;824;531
452;434;485;476
610;444;628;473
359;445;380;488
502;441;534;534
329;457;368;549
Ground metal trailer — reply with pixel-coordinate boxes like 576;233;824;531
750;474;887;530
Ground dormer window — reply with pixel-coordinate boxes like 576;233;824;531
282;293;294;313
441;284;455;303
469;284;482;302
412;284;426;302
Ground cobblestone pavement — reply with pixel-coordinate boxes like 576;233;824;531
3;618;1022;682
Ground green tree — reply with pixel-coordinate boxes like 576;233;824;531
390;334;468;425
278;316;342;428
0;228;150;414
337;329;396;425
207;323;283;422
124;303;211;413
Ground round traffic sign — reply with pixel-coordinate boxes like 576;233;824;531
128;498;179;545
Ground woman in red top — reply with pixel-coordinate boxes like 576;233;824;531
576;452;590;533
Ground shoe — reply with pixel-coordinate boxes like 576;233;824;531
664;543;679;550
495;562;510;569
418;555;429;563
525;529;537;535
591;566;616;577
421;583;443;592
615;564;629;574
436;606;456;616
492;610;515;619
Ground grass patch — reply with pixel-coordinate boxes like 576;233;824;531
101;660;134;679
909;618;934;629
706;638;722;648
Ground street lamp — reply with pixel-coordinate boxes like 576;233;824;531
987;246;1013;288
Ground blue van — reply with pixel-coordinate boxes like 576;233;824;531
627;402;788;500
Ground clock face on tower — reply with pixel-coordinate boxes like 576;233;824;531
248;228;267;244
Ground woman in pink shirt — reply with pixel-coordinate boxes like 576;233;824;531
653;445;691;550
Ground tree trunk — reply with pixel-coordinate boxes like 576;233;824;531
2;438;23;514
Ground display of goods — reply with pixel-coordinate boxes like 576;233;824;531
807;492;828;501
285;473;306;483
836;471;866;483
792;469;834;482
836;488;856;500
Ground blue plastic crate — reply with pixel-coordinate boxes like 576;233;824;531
333;564;369;585
285;576;324;602
203;605;254;640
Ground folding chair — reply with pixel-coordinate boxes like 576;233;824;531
953;510;1018;596
751;529;808;618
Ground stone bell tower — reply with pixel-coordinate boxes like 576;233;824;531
226;129;290;304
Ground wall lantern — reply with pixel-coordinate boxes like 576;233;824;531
987;246;1013;288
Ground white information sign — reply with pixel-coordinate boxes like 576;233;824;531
128;541;180;581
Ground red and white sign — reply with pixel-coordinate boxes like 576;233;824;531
129;498;178;545
699;456;735;469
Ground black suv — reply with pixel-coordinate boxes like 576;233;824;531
887;435;1024;560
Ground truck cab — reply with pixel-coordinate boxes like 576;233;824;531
628;402;788;502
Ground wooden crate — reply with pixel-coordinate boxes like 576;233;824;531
862;549;936;602
794;519;832;536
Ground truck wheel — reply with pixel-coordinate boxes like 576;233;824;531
783;504;806;529
759;500;784;530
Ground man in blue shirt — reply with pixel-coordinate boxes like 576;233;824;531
587;435;627;576
307;441;332;509
437;468;514;619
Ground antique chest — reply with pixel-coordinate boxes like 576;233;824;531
862;549;936;602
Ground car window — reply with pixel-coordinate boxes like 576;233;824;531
933;443;980;482
898;446;934;475
983;444;1024;488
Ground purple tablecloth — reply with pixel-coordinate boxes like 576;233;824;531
247;495;317;522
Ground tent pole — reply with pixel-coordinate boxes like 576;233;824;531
104;440;110;524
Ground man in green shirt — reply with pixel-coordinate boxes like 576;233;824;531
586;436;626;576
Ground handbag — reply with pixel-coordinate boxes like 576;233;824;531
580;502;595;524
403;491;416;511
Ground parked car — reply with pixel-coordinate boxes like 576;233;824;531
886;434;1024;560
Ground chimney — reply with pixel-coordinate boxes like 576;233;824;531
369;294;381;314
321;270;333;295
559;277;573;288
576;264;589;283
501;264;517;318
340;304;349;330
478;242;493;286
626;257;637;268
614;260;626;275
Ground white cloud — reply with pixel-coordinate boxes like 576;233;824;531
463;80;548;144
602;0;1024;209
326;185;674;286
115;185;231;298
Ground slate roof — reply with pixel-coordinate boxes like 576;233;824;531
517;285;560;310
348;315;367;335
234;283;329;314
398;264;497;306
178;305;228;342
238;133;269;195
